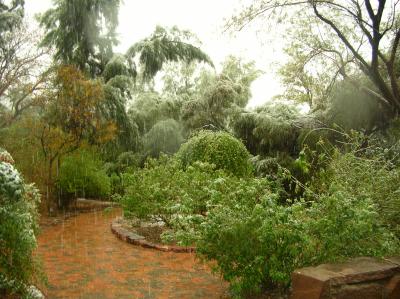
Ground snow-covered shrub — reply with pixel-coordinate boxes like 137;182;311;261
0;147;15;165
0;149;41;297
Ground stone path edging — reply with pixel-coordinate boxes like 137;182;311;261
110;217;196;253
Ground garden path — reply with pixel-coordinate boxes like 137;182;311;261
37;208;227;299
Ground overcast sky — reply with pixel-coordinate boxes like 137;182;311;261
25;0;284;107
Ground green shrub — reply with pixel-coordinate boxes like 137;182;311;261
103;152;144;196
177;130;253;177
120;144;400;297
57;150;111;205
0;147;14;164
313;150;400;238
232;102;303;156
0;149;42;297
120;155;269;232
116;151;143;170
182;187;398;296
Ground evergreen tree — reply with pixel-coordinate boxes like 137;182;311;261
40;0;121;76
126;26;213;81
0;0;24;43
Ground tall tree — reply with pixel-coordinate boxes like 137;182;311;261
126;26;213;82
101;55;141;155
0;23;50;127
40;0;121;77
0;0;24;41
228;0;400;116
182;56;261;132
36;65;116;207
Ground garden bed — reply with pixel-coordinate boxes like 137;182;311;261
111;217;196;253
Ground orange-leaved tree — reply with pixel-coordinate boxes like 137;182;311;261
36;65;116;209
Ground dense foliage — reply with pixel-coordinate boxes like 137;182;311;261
57;151;111;206
40;0;121;76
188;184;398;294
120;141;400;296
144;119;184;158
120;155;269;232
0;149;41;297
126;26;213;81
3;1;400;298
177;130;253;177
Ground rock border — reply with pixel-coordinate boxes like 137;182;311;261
111;217;196;253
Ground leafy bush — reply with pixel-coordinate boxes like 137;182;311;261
312;149;400;238
119;130;400;297
0;149;41;297
0;147;14;164
116;151;143;170
57;151;111;205
178;187;398;295
120;155;269;230
103;151;144;195
121;150;399;296
177;130;253;177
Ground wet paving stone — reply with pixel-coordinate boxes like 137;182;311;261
36;208;228;298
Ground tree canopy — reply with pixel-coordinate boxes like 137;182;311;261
40;0;121;76
126;26;214;81
229;0;400;117
0;0;24;40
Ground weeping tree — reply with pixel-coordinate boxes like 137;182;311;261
233;102;304;156
109;26;212;153
126;26;213;82
182;56;261;133
100;55;140;157
40;0;214;155
144;119;184;158
182;77;242;131
40;0;121;77
128;91;183;139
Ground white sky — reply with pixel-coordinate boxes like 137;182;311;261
25;0;284;108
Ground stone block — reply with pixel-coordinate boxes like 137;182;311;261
291;257;400;299
334;283;383;299
385;274;400;299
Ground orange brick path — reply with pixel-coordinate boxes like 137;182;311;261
37;209;228;299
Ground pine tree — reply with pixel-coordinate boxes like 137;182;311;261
40;0;121;77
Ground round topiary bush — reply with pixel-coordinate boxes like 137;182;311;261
177;130;253;177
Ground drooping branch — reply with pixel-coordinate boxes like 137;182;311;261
126;26;213;81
